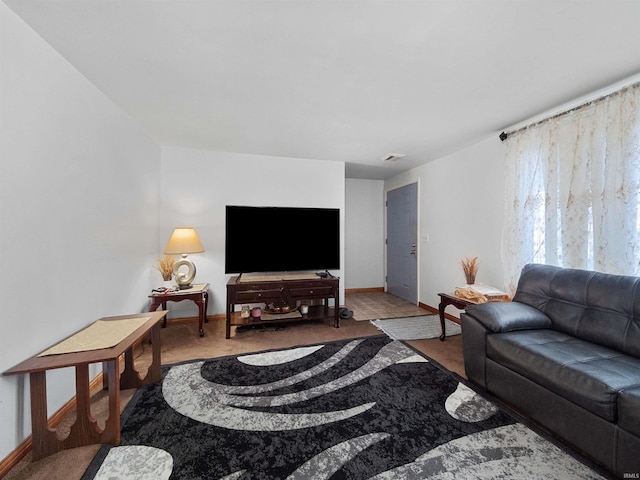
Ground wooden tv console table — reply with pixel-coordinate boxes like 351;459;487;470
226;274;339;338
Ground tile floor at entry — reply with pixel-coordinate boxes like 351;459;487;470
345;290;428;321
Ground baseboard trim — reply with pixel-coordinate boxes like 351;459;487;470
0;438;30;478
420;302;461;325
345;287;384;294
0;373;105;477
163;314;225;325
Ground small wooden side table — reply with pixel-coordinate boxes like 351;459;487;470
149;283;209;336
3;311;167;460
437;293;477;341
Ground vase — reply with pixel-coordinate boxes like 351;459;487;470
162;280;173;289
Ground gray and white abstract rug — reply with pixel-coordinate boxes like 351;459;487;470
82;336;610;479
371;315;462;340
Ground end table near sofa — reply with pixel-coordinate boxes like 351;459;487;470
438;290;510;341
437;293;476;341
149;283;209;336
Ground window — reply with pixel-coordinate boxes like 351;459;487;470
501;83;640;293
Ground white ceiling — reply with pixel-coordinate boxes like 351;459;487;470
6;0;640;179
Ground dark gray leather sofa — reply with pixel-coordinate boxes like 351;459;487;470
461;263;640;477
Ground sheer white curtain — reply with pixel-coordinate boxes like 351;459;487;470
501;83;640;293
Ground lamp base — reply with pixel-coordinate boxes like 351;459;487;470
174;255;197;290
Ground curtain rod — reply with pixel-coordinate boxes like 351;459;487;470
499;81;640;142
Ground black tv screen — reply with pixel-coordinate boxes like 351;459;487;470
225;205;340;274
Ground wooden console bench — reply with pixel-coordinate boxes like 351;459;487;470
3;311;167;460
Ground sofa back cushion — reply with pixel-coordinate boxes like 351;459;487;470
513;264;640;357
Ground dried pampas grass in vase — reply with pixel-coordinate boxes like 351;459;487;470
155;255;175;282
460;256;479;285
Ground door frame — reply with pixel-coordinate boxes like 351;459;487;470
384;180;420;304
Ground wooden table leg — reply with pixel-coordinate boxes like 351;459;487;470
65;364;103;448
147;323;162;383
438;299;447;341
438;293;473;342
196;294;205;337
70;362;120;448
120;347;140;389
29;371;60;460
204;291;209;324
120;323;162;388
148;300;169;328
30;363;122;460
102;359;121;445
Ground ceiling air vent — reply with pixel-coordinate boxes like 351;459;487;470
381;153;406;162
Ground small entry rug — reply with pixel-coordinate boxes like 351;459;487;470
371;315;462;340
82;336;609;479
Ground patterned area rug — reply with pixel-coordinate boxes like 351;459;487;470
82;336;609;479
371;315;462;340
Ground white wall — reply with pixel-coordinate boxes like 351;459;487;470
345;179;384;289
385;137;506;310
160;147;346;316
0;5;161;460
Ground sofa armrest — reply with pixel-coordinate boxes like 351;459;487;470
464;301;552;333
461;312;490;388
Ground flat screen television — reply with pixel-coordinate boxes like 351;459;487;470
225;205;340;274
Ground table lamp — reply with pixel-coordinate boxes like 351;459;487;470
163;227;205;289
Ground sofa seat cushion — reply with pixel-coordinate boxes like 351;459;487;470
619;386;640;437
486;329;640;422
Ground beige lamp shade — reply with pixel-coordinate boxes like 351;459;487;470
163;227;204;255
163;227;204;290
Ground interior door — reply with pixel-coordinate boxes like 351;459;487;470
386;183;418;304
